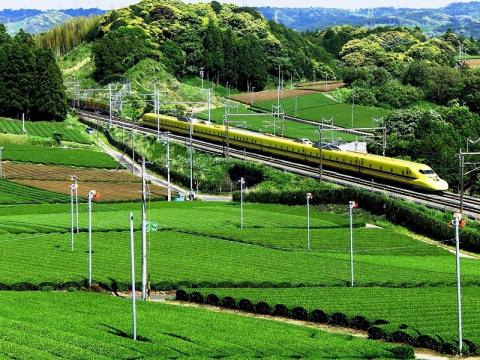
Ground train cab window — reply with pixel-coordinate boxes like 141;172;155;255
419;169;435;175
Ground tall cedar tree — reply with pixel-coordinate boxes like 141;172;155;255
0;26;67;120
32;49;68;120
203;21;224;83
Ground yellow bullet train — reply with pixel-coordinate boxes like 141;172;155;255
142;113;449;192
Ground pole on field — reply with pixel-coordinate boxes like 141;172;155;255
22;113;25;133
240;177;245;229
129;212;137;341
72;175;79;234
349;201;357;287
306;193;312;251
453;212;463;355
88;190;97;287
70;183;75;252
141;158;148;300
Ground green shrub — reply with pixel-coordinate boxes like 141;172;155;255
309;309;328;323
255;301;271;315
389;345;415;359
176;289;188;301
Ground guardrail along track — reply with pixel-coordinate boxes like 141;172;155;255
76;110;480;218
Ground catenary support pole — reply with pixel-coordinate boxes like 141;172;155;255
129;212;137;341
454;212;463;355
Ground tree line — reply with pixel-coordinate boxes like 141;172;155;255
0;25;67;120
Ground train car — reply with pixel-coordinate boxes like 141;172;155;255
141;113;448;192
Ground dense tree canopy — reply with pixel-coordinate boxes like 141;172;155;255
0;26;67;120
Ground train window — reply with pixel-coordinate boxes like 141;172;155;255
336;157;338;161
379;166;382;170
369;164;372;168
391;168;393;172
402;171;404;175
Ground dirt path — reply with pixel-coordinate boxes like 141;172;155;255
95;135;232;202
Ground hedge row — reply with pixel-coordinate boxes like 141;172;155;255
368;324;478;356
176;290;414;359
233;188;480;253
177;290;478;356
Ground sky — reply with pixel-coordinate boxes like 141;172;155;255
0;0;475;10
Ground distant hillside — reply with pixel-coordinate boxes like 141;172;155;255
1;8;105;34
258;1;480;38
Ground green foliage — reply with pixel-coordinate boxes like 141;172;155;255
36;15;101;56
383;105;480;188
92;26;156;81
0;27;67;120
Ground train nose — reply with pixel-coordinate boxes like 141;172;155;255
435;179;449;191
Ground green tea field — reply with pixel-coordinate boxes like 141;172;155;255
0;291;405;359
189;286;480;347
0;118;90;144
2;143;118;168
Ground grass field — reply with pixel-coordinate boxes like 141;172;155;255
0;118;90;144
0;291;404;359
253;92;390;129
0;202;478;288
2;143;118;169
196;105;357;142
190;286;480;347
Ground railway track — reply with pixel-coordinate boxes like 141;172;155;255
76;110;480;218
